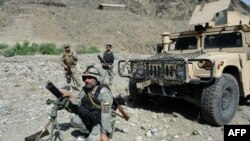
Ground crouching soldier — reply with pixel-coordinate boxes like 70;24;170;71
62;66;115;141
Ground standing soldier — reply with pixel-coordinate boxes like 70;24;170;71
62;66;115;141
101;44;115;86
61;44;81;91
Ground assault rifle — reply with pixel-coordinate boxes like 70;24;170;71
64;65;74;87
97;55;129;120
64;64;72;74
112;97;129;121
97;55;114;73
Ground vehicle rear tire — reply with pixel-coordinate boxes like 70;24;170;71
201;73;239;126
129;80;148;105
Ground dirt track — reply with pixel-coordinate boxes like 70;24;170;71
0;55;250;141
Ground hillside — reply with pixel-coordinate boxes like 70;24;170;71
0;0;249;53
1;1;250;141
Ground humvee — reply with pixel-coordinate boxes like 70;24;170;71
118;0;250;126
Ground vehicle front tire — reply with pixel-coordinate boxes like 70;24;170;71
201;73;239;126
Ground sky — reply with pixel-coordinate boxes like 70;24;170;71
242;0;250;5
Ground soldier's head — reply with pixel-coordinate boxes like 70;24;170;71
63;44;70;52
82;66;101;89
106;44;112;52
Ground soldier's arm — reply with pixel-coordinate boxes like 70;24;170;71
111;52;114;64
61;89;85;105
60;54;67;68
102;52;106;64
72;51;78;61
99;87;113;134
76;90;85;105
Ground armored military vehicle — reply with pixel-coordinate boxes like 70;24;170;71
118;0;250;126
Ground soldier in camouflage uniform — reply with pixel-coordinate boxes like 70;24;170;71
101;44;115;86
62;66;115;141
61;44;81;91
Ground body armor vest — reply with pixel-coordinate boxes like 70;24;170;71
78;87;102;130
63;51;77;66
103;51;114;64
78;85;117;130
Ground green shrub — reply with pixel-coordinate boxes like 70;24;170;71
77;46;101;54
87;46;101;54
37;43;62;55
0;43;8;49
13;41;36;55
3;48;15;57
0;41;67;56
55;47;64;55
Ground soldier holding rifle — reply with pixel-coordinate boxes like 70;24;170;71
61;44;81;91
100;44;115;86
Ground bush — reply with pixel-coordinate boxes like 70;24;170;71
3;48;15;57
77;46;101;54
0;41;67;56
86;46;101;54
13;41;36;55
37;43;62;55
0;43;8;49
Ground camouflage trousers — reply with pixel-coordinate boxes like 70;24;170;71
70;114;115;140
65;67;81;89
102;66;114;86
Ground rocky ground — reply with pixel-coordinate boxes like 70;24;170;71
0;54;250;141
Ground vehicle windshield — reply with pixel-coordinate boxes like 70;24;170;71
169;36;197;50
204;32;242;49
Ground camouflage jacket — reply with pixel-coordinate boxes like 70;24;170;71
61;50;78;67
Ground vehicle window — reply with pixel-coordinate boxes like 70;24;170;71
204;32;242;49
170;36;197;50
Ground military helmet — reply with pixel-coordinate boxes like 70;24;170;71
63;43;70;49
82;66;101;82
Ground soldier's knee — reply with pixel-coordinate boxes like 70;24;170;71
70;115;84;128
87;130;100;141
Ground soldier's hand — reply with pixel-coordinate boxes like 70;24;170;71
101;133;109;141
61;90;72;98
61;90;77;104
102;64;110;70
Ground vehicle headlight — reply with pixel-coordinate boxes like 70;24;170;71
135;67;145;77
176;65;185;79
